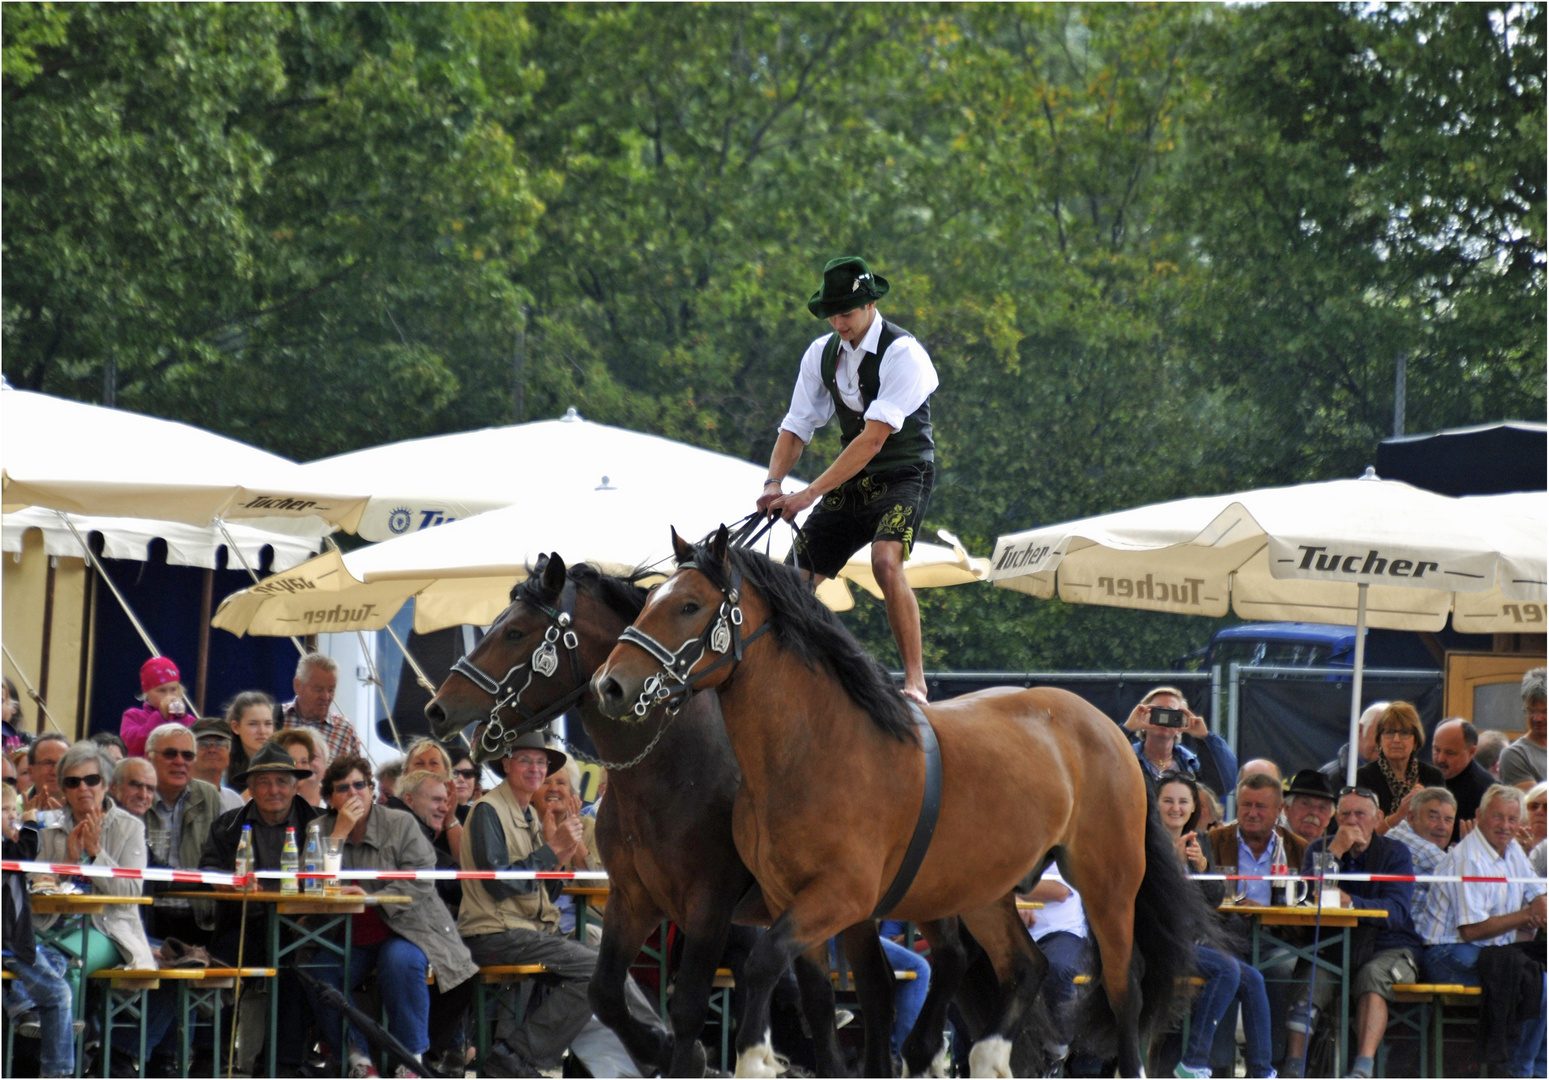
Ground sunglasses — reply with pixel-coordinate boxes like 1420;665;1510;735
1338;786;1380;804
333;780;371;793
157;748;197;762
2;776;16;788
453;768;479;780
62;774;103;790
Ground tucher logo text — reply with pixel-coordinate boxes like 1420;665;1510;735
1293;546;1439;579
1096;574;1205;606
241;496;323;513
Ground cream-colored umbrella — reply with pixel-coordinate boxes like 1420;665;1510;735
988;472;1547;783
1;386;369;531
838;530;992;600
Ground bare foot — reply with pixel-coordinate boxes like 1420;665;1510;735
902;686;929;706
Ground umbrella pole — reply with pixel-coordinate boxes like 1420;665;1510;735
1346;583;1369;788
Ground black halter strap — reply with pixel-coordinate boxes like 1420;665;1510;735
449;579;591;760
616;564;769;716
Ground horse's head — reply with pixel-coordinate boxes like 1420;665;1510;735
594;525;765;720
425;552;635;762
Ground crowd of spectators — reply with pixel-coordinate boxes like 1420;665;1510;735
2;657;1544;1078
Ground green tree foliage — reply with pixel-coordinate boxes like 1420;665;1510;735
4;2;1540;670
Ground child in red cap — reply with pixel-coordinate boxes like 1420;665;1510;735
120;656;190;757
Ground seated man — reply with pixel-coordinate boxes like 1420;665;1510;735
1207;772;1308;907
1320;701;1385;786
1386;786;1455;917
1499;668;1546;789
1417;784;1546;1077
397;768;463;915
1283;789;1422;1080
458;731;665;1077
1124;686;1238;797
142;723;226;946
201;742;322;1075
189;716;244;812
1016;863;1092;1071
1283;769;1336;844
111;757;157;820
1238;758;1282;784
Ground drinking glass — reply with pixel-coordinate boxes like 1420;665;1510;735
321;837;344;897
1222;864;1247;905
146;828;171;866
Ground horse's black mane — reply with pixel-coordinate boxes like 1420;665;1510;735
691;541;918;744
512;562;648;623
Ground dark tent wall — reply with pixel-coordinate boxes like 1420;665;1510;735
88;539;304;737
1376;422;1546;496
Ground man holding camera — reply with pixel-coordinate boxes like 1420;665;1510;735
1124;685;1238;797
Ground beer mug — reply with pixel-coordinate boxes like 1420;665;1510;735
1313;853;1342;907
1280;874;1310;906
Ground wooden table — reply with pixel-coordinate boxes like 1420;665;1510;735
161;889;410;1073
30;891;154;1076
1219;904;1390;1076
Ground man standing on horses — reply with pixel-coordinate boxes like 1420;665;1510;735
759;256;938;706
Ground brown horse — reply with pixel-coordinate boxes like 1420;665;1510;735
593;528;1207;1078
424;554;911;1077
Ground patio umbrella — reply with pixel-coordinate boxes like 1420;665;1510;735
1;386;369;531
293;406;792;541
987;472;1547;784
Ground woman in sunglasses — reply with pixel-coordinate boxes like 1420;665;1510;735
30;742;157;976
307;755;477;1078
448;749;481;825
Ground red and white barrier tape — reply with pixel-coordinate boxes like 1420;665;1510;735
3;860;1541;886
1;860;609;885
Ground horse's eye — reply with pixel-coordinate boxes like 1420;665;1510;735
681;602;700;616
504;627;524;643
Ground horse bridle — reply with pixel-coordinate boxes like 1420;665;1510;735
450;578;590;759
616;561;769;717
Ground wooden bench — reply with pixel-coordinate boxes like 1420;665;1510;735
1386;983;1482;1078
474;964;550;1071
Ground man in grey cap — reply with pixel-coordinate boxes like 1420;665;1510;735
458;730;665;1077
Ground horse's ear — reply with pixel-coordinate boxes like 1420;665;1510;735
710;524;730;565
671;527;695;566
541;552;567;597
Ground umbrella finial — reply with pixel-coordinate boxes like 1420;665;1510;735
561;406;582;422
1359;465;1380;481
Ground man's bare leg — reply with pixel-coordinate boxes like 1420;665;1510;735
871;540;928;704
1354;992;1387;1059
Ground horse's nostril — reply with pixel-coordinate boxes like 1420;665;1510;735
424;700;445;726
598;677;621;703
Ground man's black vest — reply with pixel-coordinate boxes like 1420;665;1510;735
819;318;934;475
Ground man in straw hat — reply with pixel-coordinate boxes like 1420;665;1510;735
759;256;939;705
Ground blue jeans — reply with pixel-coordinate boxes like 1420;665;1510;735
1034;931;1092;1045
307;935;431;1059
1183;947;1274;1077
881;936;930;1055
6;945;75;1076
1424;943;1547;1078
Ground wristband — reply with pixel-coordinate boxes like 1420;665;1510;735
763;479;782;487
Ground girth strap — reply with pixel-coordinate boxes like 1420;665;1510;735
871;701;942;920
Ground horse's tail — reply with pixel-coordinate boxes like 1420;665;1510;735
1130;790;1218;1037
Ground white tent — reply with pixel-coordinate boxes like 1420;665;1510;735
2;507;325;573
988;472;1547;782
1;386;368;531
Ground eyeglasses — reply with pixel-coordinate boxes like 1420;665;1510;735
196;737;229;748
453;768;479;780
1338;785;1380;804
333;780;371;793
157;748;197;762
62;774;103;790
1379;729;1415;739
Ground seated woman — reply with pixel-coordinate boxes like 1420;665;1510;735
448;748;481;824
272;727;327;806
224;691;275;794
396;768;463;914
535;762;604;943
30;742;177;1067
305;755;477;1078
1357;701;1443;834
1157;771;1274;1079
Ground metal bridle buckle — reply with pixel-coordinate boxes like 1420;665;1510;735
532;626;561;678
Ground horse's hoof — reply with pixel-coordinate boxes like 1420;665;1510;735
968;1036;1013;1079
732;1031;783;1078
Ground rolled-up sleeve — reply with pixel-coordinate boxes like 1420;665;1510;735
467;801;557;903
864;336;938;432
778;336;836;443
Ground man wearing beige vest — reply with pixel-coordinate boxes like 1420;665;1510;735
458;731;664;1077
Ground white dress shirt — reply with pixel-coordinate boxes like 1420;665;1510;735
1415;827;1544;945
1028;863;1089;942
778;314;938;442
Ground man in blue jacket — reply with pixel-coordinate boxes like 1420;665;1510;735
1282;788;1423;1080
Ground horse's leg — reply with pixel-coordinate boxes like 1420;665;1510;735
589;885;673;1074
665;899;736;1077
841;923;895;1078
959;897;1048;1080
899;918;968;1078
793;944;848;1078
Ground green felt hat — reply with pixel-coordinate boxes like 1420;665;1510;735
806;256;889;319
